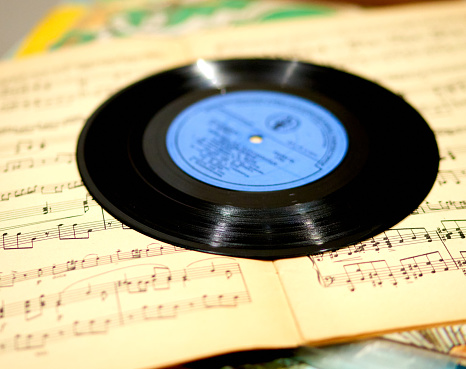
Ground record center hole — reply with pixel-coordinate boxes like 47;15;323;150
249;135;263;144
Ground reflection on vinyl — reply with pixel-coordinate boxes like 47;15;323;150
76;59;439;259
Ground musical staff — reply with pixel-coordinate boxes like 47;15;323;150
0;50;172;114
307;217;466;291
0;195;94;223
312;250;465;291
0;138;47;156
0;115;84;137
0;243;188;288
315;228;432;260
413;200;466;214
433;77;466;111
0;290;251;354
1;153;74;173
0;257;250;355
1;215;130;250
316;219;466;262
438;145;466;162
435;126;466;136
0;260;242;320
0;180;84;202
437;169;466;185
343;260;396;292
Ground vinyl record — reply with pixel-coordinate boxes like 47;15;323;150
76;59;439;259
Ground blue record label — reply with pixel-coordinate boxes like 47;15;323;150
166;90;348;192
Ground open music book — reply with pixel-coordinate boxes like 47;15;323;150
2;1;466;368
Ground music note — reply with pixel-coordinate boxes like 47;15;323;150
142;304;178;320
57;224;91;240
438;169;464;185
24;295;46;321
73;319;112;336
151;266;172;290
202;292;244;308
14;333;48;351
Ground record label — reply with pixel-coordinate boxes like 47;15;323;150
164;90;348;191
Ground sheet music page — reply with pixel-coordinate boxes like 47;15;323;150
0;39;301;369
4;2;466;367
187;0;466;343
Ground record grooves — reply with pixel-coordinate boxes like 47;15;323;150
76;59;439;259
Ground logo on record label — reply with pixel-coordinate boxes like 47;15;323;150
266;113;300;133
166;90;348;192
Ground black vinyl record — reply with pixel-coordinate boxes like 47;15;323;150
76;59;439;259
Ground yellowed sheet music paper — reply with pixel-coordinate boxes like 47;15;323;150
186;0;466;344
3;1;466;368
0;39;300;369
